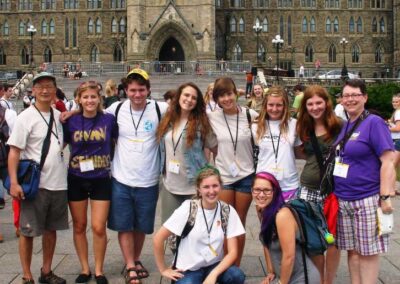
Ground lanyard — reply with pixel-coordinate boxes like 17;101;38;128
34;105;60;145
339;110;369;156
267;120;281;166
172;121;188;156
223;109;239;156
130;102;148;136
201;200;219;245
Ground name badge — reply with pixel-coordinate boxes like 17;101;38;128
200;245;218;262
79;159;94;172
168;160;180;174
229;161;240;177
131;139;144;152
269;167;284;180
333;162;349;178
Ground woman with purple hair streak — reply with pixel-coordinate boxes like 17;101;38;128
252;172;320;284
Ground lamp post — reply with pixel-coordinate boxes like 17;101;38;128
27;24;37;69
253;22;262;65
268;56;272;68
340;37;348;79
272;34;284;83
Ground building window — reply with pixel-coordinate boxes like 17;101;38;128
3;21;9;36
111;0;125;8
230;17;236;33
111;18;118;33
49;19;55;35
375;44;383;63
325;0;339;7
0;47;6;65
233;43;242;61
301;0;316;7
239;17;245;33
253;0;269;7
350;0;363;8
113;44;123;62
231;0;244;7
351;44;360;63
64;0;78;9
119;18;126;33
0;0;11;11
310;17;316;32
349;17;354;33
328;44;336;62
279;16;284;38
326;17;331;33
41;19;48;35
262;17;268;32
288;16;292;45
88;0;101;9
278;0;293;7
257;44;266;62
72;18;77;47
90;45;99;62
356;17;362;33
44;46;52;62
333;17;339;33
65;18;69;47
41;0;55;10
19;21;25;36
379;17;385;33
19;0;33;10
371;0;385;8
216;0;221;8
372;17;377;33
21;46;29;65
95;18;102;34
302;17;308;33
305;44;314;62
88;18;94;34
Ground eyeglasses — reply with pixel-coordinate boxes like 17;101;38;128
252;188;273;195
34;84;55;91
342;93;364;99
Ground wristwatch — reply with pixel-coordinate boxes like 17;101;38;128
380;195;390;201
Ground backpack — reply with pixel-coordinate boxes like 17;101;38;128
115;100;161;122
167;199;230;267
0;107;10;168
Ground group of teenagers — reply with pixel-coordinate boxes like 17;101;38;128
4;68;396;284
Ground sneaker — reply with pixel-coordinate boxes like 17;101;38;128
95;275;108;284
75;273;91;283
0;198;5;209
38;269;66;284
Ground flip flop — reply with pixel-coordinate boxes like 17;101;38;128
134;260;149;279
125;267;140;284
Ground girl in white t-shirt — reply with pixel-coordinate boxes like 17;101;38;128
252;86;302;201
389;93;400;196
153;165;245;284
204;83;219;113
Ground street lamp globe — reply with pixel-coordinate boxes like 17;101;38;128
27;25;37;34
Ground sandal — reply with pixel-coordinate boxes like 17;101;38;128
124;267;140;284
134;260;149;279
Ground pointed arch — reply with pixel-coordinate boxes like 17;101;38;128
372;17;377;33
3;21;9;36
43;46;52;62
262;17;268;32
356;17;362;33
113;44;123;62
230;17;236;33
95;17;102;34
19;20;25;35
88;18;94;34
49;19;55;35
310;17;316;33
349;17;354;33
239;17;245;33
305;44;314;62
72;18;77;47
21;46;29;65
255;17;260;27
379;17;385;33
279;16;284;38
0;46;6;65
326;17;331;32
258;43;266;62
328;44;336;62
90;45;100;62
375;44;384;63
233;43;242;61
119;17;126;33
333;17;339;33
302;17;308;33
41;19;48;35
111;17;118;33
351;44;360;63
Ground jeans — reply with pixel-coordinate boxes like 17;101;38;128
176;262;245;284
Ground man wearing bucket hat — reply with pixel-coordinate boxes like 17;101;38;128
8;72;68;284
106;69;168;283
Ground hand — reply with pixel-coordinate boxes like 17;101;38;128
380;199;394;214
203;272;218;284
59;111;75;123
10;183;24;200
261;273;275;284
161;268;184;281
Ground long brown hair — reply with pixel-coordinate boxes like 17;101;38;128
296;85;341;142
156;82;211;147
256;86;290;142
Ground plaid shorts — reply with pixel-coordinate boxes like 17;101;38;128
337;194;389;256
297;185;327;203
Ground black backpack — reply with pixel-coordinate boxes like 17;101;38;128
0;106;10;168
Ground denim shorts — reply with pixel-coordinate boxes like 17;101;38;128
224;173;254;194
107;178;159;234
393;139;400;151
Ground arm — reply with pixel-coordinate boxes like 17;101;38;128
261;246;276;284
276;208;297;284
8;146;24;200
59;109;80;123
209;146;218;163
153;226;184;281
294;145;306;160
389;120;400;132
203;236;240;284
379;150;396;214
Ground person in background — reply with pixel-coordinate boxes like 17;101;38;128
63;64;69;78
299;64;305;78
291;84;304;118
104;79;119;108
162;89;177;105
204;83;218;113
153;166;246;284
54;88;67;112
65;89;80;112
0;84;15;111
246;83;264;113
334;93;348;120
23;88;35;109
245;71;254;97
388;93;400;196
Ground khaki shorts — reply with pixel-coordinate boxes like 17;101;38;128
20;188;68;237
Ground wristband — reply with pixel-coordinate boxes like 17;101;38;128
380;195;390;201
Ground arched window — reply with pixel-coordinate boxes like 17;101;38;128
87;18;94;34
3;21;9;36
375;44;383;63
302;17;308;33
49;19;55;35
230;17;236;33
90;45;99;62
255;17;260;27
41;19;48;35
239;17;245;33
288;16;292;45
232;43;242;61
372;17;377;32
111;18;117;33
95;18;102;34
113;44;123;62
305;44;314;62
279;16;284;38
65;18;69;47
262;17;268;32
119;18;126;33
379;17;385;33
21;46;29;65
326;17;331;32
0;47;6;65
72;18;77;47
333;17;339;33
328;44;336;62
351;44;360;63
310;17;316;32
19;21;25;35
349;17;354;33
357;17;362;33
258;44;266;62
43;46;52;62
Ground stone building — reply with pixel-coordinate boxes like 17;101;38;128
0;0;398;77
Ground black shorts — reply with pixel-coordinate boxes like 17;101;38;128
67;174;111;201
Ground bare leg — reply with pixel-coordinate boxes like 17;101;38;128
233;191;252;266
311;254;325;283
359;254;380;284
19;235;34;279
347;250;361;284
133;232;145;261
325;246;340;284
118;232;139;283
90;200;110;276
42;230;57;274
69;200;90;274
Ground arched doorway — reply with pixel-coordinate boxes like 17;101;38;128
159;37;185;62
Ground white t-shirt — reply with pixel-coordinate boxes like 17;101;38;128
252;119;301;191
208;107;258;185
5;108;17;134
7;106;67;191
65;100;79;112
164;199;245;271
0;99;14;111
106;100;168;187
391;109;400;139
334;104;347;121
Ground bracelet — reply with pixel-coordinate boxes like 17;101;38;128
380;195;390;201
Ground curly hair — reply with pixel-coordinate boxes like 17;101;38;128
156;82;211;147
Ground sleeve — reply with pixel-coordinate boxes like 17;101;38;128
250;109;259;119
394;110;400;122
105;101;120;116
7;116;29;150
226;205;246;239
56;101;67;113
292;95;301;108
5;109;17;134
158;101;169;117
163;200;191;236
205;130;218;149
369;116;394;157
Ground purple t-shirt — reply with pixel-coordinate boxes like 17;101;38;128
334;114;394;201
64;112;118;178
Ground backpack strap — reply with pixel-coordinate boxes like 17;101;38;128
309;131;325;180
219;201;230;236
114;101;123;121
0;99;10;109
155;101;161;122
246;108;258;169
